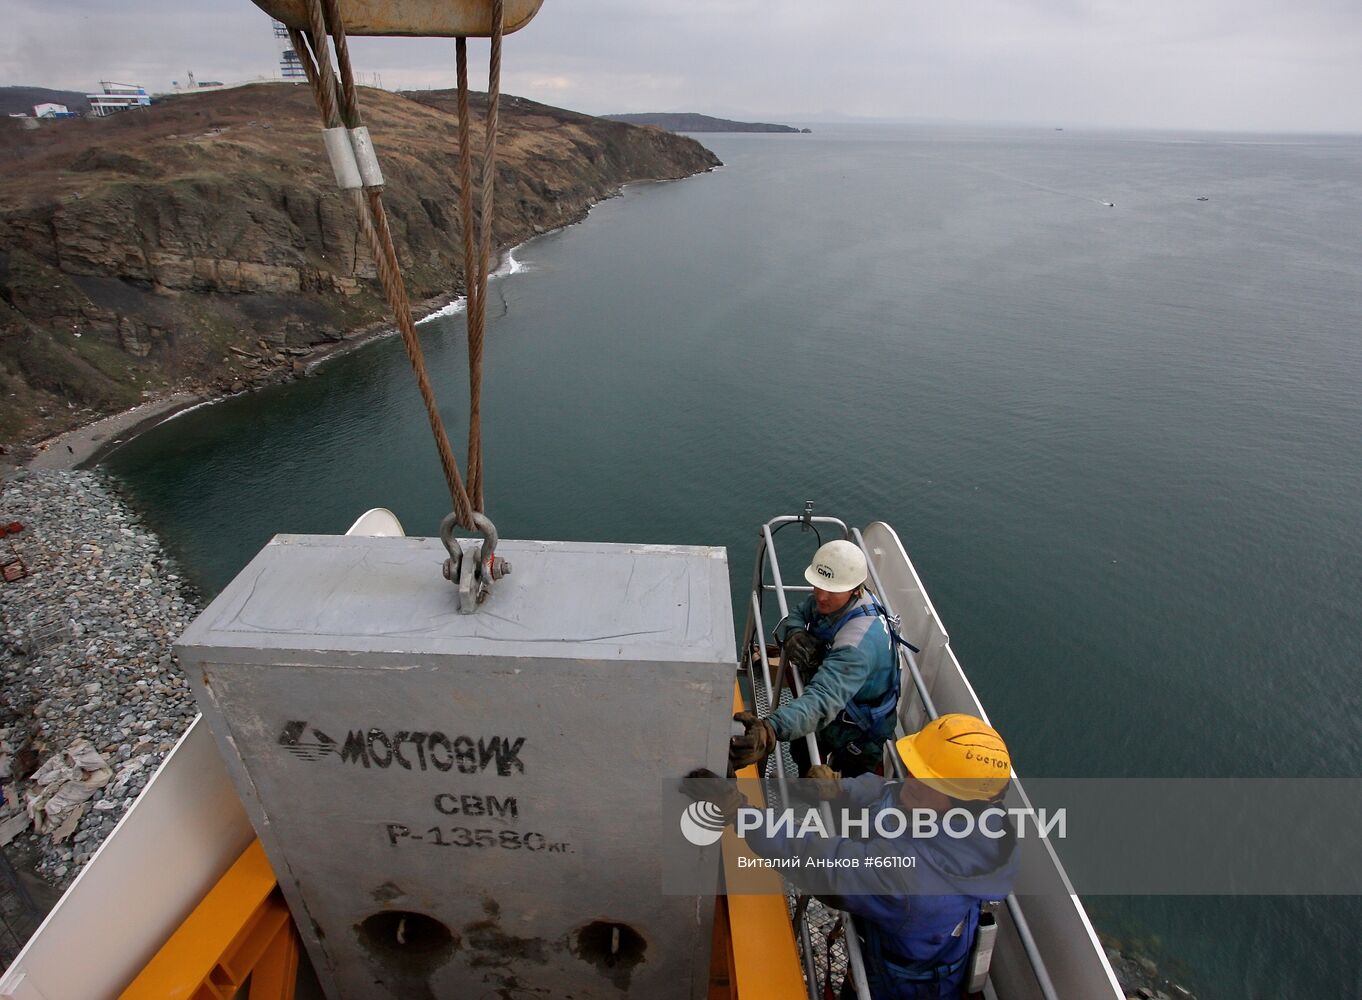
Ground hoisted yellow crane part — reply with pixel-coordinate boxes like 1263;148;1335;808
251;0;543;36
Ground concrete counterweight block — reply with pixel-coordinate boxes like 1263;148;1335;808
177;533;736;1000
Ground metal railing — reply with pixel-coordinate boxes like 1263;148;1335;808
738;510;1061;1000
741;512;870;1000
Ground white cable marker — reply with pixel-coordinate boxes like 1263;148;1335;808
322;126;363;190
349;126;385;188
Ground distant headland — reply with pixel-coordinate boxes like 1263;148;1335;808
604;112;809;134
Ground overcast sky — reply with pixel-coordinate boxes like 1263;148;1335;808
5;0;1361;132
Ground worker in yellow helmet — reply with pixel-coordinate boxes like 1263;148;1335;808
689;714;1017;999
839;714;1016;998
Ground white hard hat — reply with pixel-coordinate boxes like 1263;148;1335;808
804;540;867;593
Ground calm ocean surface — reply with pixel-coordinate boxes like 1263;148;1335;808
105;125;1362;998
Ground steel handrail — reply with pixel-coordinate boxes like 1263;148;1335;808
745;515;871;1000
748;591;791;805
851;527;938;719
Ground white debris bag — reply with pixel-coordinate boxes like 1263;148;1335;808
25;739;113;842
0;781;28;847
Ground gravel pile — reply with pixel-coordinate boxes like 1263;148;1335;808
0;469;202;889
1105;943;1199;1000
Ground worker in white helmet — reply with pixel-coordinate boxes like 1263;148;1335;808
731;539;898;778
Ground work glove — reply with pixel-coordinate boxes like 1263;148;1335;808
782;629;824;686
806;764;842;801
680;767;746;824
729;711;778;771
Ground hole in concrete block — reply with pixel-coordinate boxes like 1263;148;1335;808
357;910;458;960
573;920;646;988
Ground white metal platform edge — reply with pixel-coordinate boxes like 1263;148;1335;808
861;521;1123;1000
0;717;253;1000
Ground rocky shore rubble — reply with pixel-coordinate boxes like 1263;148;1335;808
0;469;201;889
1105;942;1199;1000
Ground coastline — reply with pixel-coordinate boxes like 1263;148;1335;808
22;273;491;471
2;83;724;466
18;174;663;473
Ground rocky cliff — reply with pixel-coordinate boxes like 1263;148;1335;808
0;84;720;449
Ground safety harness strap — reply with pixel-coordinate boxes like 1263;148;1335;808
805;598;918;736
861;915;973;988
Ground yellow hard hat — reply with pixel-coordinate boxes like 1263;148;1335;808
895;714;1011;802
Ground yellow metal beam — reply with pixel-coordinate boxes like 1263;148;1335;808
708;897;734;1000
251;0;544;36
249;907;301;1000
120;840;298;1000
724;684;807;999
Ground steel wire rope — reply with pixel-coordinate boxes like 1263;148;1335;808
462;0;503;510
454;39;480;502
292;0;476;530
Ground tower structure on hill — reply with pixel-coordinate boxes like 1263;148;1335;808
273;19;305;80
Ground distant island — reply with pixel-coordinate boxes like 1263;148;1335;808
605;113;809;134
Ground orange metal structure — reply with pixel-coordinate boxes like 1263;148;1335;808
250;0;544;36
119;840;298;1000
722;685;808;999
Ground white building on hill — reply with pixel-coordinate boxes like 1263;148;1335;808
87;82;151;117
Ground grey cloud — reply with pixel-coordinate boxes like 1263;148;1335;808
2;0;1360;131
